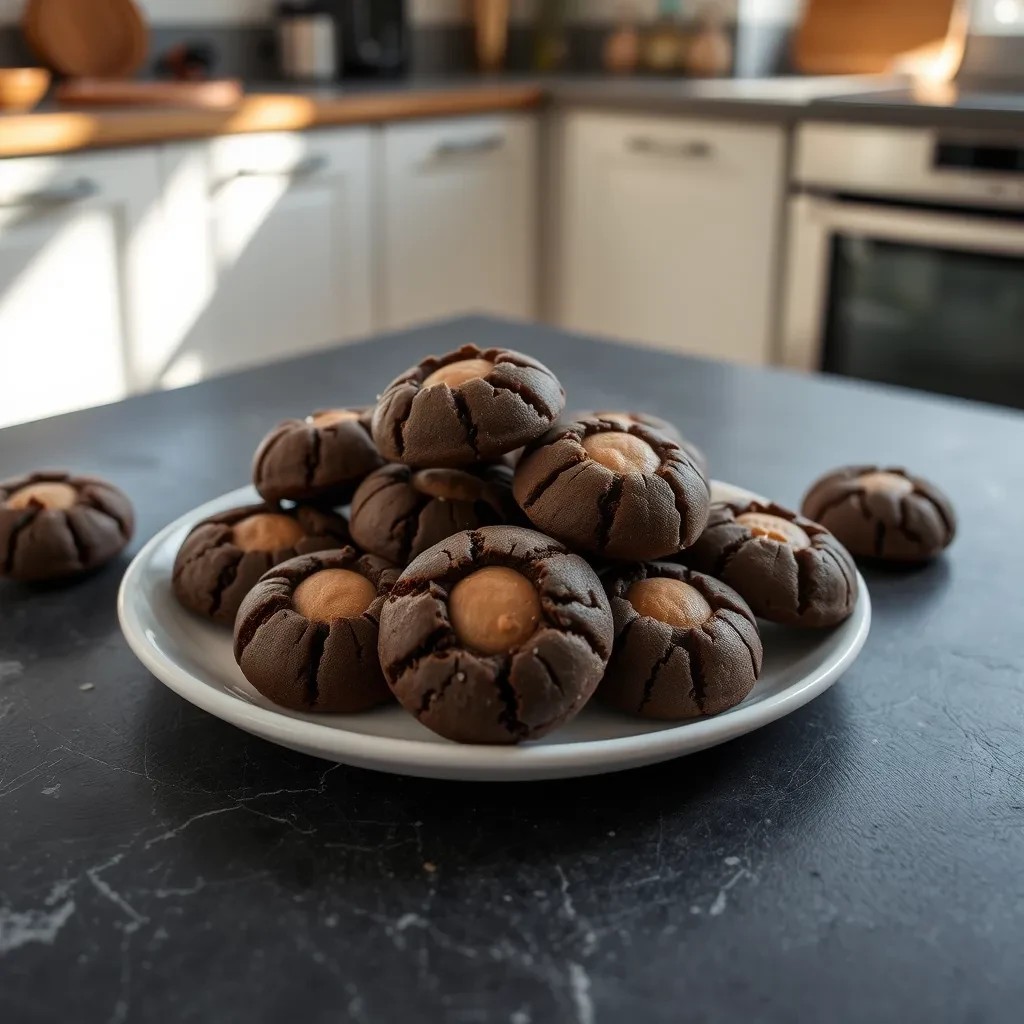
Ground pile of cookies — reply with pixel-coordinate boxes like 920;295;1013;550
169;344;955;745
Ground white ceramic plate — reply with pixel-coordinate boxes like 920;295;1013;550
119;483;870;781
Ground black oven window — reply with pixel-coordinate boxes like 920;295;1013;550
822;235;1024;409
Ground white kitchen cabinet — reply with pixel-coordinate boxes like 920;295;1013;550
153;129;375;388
556;111;787;365
0;149;164;428
379;115;537;330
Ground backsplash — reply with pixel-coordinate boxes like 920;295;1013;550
1;0;1022;81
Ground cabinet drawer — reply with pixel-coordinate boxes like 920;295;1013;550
206;129;372;188
566;110;784;174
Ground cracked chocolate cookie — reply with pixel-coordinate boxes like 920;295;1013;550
252;407;383;506
513;418;710;561
576;410;709;478
801;466;956;564
371;345;566;467
0;471;134;582
350;463;521;566
599;562;762;720
234;548;398;713
173;503;350;625
682;500;858;628
377;526;614;744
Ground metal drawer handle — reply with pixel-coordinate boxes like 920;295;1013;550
432;134;506;159
235;154;330;180
628;137;714;160
1;177;99;208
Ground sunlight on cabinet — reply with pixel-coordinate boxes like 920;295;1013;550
0;149;164;428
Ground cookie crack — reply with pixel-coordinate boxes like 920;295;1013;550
468;530;484;563
804;489;857;526
384;623;454;680
493;657;528;741
304;424;321;488
208;553;243;618
235;600;289;656
795;548;816;617
715;534;751;578
520;455;584;510
416;656;462;717
79;490;130;541
494;377;554;422
253;427;290;484
637;637;676;714
897;495;925;545
2;511;35;574
306;625;328;709
677;628;708;714
532;649;566;700
820;544;854;611
717;614;760;683
63;513;90;571
596;476;624;552
450;389;480;459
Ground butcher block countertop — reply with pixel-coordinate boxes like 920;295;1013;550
0;75;896;159
0;81;545;159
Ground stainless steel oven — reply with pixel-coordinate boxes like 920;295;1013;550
782;122;1024;409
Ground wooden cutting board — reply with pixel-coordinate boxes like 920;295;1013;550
24;0;148;79
55;79;244;110
794;0;967;77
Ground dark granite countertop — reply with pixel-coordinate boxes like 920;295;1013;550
2;317;1023;1023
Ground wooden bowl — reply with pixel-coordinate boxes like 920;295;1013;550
0;67;51;111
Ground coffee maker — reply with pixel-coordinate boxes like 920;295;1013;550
332;0;410;77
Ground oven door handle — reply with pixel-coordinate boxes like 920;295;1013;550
801;194;1024;255
781;195;1024;373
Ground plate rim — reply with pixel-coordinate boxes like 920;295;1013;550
118;484;871;777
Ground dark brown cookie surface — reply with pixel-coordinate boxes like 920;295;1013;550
350;463;520;566
576;410;709;478
234;548;398;714
371;345;566;467
252;407;383;505
682;500;858;628
513;418;710;561
377;526;614;745
801;466;956;564
172;503;349;625
600;562;762;720
0;471;134;582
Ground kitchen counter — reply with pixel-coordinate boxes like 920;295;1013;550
0;74;890;159
809;85;1024;133
2;316;1022;1023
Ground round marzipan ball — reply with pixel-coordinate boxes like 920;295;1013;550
801;465;955;563
0;470;134;582
371;344;566;467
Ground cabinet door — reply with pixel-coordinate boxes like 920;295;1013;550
159;130;375;386
558;112;786;365
380;115;537;330
0;150;161;428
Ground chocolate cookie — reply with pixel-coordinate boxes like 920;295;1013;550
252;407;383;505
513;418;710;561
350;463;520;566
801;466;956;564
682;500;858;628
0;471;134;582
371;345;566;467
234;549;398;713
378;526;614;744
576;410;709;478
173;503;349;625
600;562;762;720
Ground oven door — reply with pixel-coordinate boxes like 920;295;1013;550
782;194;1024;408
